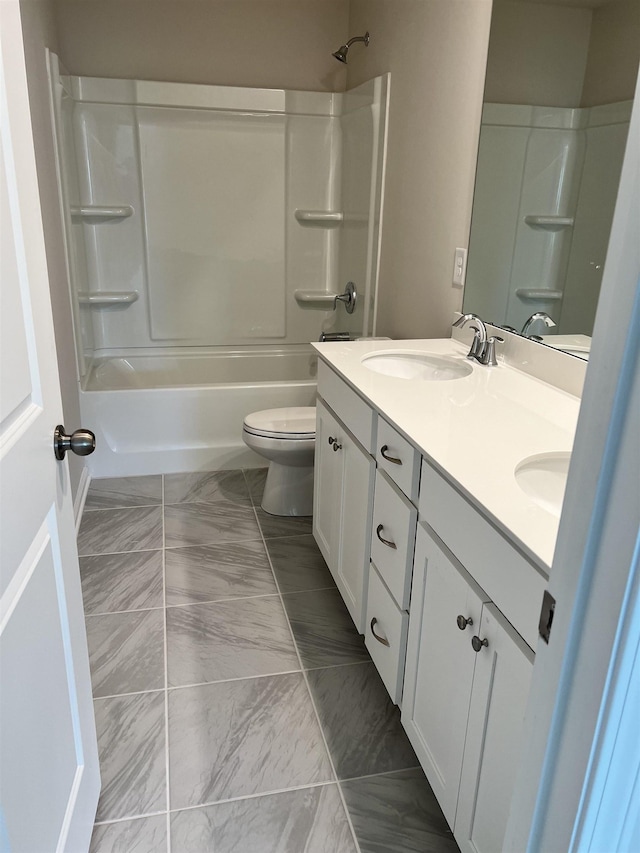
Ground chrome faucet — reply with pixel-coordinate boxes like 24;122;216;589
452;314;503;366
453;314;488;361
521;312;556;337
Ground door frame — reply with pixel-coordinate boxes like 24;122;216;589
505;68;640;852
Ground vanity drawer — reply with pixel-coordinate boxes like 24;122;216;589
317;360;376;453
366;563;409;705
419;460;546;649
371;470;417;610
376;418;420;501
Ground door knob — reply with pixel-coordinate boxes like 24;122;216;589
54;425;96;460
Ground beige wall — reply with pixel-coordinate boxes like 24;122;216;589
53;0;349;92
581;0;640;107
20;0;85;500
484;1;592;107
347;0;492;340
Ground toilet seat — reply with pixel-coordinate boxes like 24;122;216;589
243;407;316;440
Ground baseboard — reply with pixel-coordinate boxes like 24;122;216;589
74;466;91;534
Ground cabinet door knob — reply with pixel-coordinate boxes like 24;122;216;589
376;524;397;549
380;444;402;465
471;635;489;653
328;436;342;451
456;615;473;631
370;617;390;647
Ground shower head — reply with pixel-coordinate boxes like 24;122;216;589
332;31;370;64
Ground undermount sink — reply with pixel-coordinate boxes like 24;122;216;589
362;351;473;381
515;452;571;517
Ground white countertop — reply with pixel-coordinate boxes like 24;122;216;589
312;337;581;573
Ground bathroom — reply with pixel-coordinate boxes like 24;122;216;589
1;0;639;851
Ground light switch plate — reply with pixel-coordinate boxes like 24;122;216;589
453;247;467;287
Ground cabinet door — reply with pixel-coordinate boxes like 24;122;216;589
313;397;375;633
337;427;375;632
454;603;534;853
313;399;343;570
402;525;489;826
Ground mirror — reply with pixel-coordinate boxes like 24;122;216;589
463;0;639;358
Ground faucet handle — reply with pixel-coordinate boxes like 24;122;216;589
483;335;504;366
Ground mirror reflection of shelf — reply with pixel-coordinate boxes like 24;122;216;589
294;210;343;226
515;289;563;301
77;291;139;306
71;205;134;221
524;215;574;230
294;290;340;309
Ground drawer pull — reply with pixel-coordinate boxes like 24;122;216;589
376;524;397;550
370;617;390;647
380;444;402;465
471;635;489;653
456;615;473;631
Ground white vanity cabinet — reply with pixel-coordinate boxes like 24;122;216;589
403;523;534;853
313;374;376;633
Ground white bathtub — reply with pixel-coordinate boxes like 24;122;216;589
80;348;318;477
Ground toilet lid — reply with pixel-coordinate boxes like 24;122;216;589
243;407;316;439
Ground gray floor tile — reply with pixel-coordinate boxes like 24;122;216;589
164;501;260;548
165;541;276;605
86;609;165;698
78;506;163;557
282;588;370;668
255;506;313;539
89;815;167;853
307;662;419;780
85;475;163;510
166;595;299;686
341;768;458;853
266;534;335;593
170;784;356;853
164;470;250;505
80;550;164;614
168;673;333;809
243;467;267;504
94;692;166;822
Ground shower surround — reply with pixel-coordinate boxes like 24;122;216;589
48;54;388;476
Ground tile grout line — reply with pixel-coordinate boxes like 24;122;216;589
162;474;172;853
247;482;362;853
90;661;378;703
92;779;339;826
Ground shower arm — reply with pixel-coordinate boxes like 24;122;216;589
345;34;369;49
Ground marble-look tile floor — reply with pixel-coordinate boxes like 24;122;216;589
79;469;459;853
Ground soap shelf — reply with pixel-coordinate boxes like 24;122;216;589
71;205;134;221
294;210;343;226
77;291;139;306
524;215;574;229
515;289;563;301
294;290;340;309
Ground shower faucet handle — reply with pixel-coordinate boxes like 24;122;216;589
334;282;357;315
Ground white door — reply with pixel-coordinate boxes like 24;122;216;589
312;399;343;569
455;603;534;853
0;4;100;852
336;430;374;633
402;525;488;826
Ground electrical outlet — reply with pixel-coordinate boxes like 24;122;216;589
453;247;467;287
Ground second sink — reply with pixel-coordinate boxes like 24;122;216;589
515;452;571;517
362;351;473;381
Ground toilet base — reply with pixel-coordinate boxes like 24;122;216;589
261;462;314;516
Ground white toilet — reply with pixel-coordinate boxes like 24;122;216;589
242;407;316;516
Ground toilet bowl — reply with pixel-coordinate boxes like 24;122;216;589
242;407;316;516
